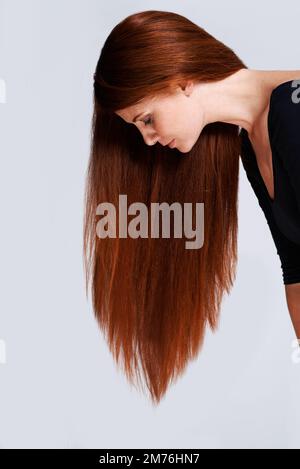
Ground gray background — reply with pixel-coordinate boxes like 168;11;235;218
0;0;300;449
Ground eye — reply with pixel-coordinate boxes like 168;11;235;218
143;116;153;126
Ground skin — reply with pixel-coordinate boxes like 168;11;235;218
115;68;300;157
116;68;300;340
285;285;300;340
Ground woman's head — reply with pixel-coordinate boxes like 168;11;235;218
85;10;246;405
93;8;245;121
115;80;207;153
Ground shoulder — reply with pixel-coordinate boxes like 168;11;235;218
269;78;300;149
270;78;300;108
270;78;300;213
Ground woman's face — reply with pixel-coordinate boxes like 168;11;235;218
115;83;206;153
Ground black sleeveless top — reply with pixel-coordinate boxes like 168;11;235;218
240;78;300;285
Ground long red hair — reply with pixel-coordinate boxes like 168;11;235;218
83;10;246;406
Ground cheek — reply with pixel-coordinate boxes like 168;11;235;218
172;126;197;152
154;119;171;137
156;112;194;141
161;115;183;136
171;123;191;144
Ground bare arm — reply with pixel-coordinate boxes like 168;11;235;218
285;283;300;340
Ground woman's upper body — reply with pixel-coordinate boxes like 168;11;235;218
240;78;300;285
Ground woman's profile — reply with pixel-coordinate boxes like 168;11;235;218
83;9;300;405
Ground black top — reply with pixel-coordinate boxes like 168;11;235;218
240;78;300;285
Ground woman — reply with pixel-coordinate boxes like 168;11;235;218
83;9;300;405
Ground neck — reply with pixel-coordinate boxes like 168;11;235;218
197;69;300;136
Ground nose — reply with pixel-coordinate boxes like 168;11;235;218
145;137;158;146
139;129;158;146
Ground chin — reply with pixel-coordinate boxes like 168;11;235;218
178;143;192;154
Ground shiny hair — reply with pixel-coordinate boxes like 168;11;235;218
83;9;246;406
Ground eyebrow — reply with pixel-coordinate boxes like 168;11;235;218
133;112;145;123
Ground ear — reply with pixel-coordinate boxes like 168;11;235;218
179;80;194;97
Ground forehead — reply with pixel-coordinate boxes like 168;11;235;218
115;94;165;121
